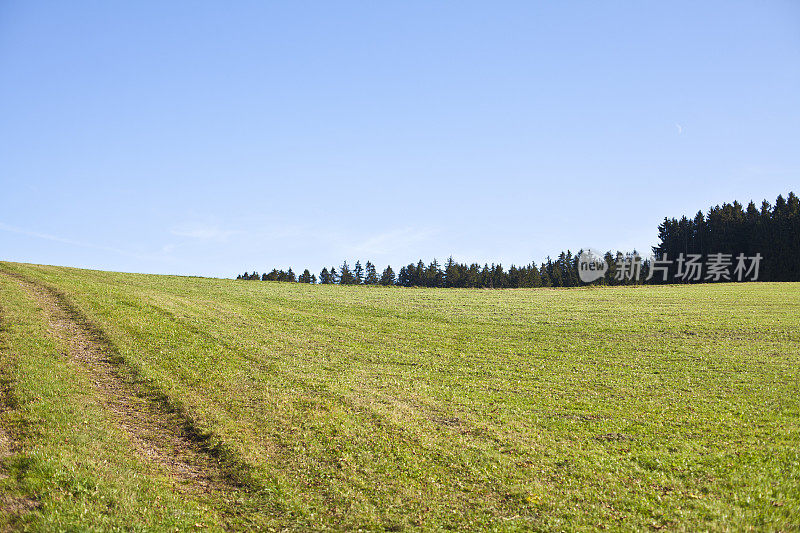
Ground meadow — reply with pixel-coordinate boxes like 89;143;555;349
1;261;798;531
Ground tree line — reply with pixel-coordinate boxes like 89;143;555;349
236;255;636;288
237;191;799;286
652;192;799;282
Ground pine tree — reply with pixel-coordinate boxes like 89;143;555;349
415;260;425;286
339;261;355;285
425;259;443;287
480;264;491;288
319;267;331;284
397;265;413;287
380;265;396;286
364;261;378;285
443;256;458;287
354;260;364;284
539;262;551;287
544;258;556;286
526;263;542;287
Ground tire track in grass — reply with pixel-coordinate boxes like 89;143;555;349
1;271;250;529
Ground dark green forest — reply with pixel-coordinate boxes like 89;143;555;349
237;192;799;287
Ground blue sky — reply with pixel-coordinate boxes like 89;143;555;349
1;1;798;278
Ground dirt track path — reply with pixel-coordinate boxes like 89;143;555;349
3;272;243;523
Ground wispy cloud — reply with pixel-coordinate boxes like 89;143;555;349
0;222;153;260
675;123;683;134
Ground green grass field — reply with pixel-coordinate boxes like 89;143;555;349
1;261;798;531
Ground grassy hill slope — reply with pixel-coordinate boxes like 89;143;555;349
1;261;799;530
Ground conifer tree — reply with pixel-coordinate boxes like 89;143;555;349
527;263;542;287
415;260;425;286
364;261;378;285
425;259;443;287
380;265;396;286
339;261;355;285
443;256;458;287
354;260;364;284
539;263;550;287
319;267;331;284
397;265;412;287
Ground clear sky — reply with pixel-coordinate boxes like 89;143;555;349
1;1;798;278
